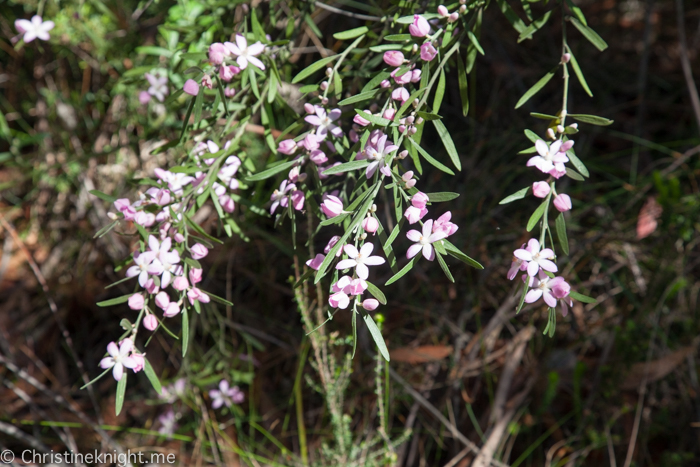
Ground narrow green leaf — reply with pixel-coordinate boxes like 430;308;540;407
338;89;379;106
524;129;540;143
366;281;387;305
569;291;597;303
179;96;196;142
517;10;552;42
467;31;485;55
499;187;529;204
136;46;172;57
97;294;132;307
435;251;455;283
362;71;392;93
515;68;556;109
333;26;368;40
443;240;483;269
396;13;440;24
432;119;461;171
321;160;370;175
193;87;204;125
569;114;613;126
90;190;117;204
364;313;390;362
526;200;548;232
457;49;469;116
204;291;233;306
384;34;412;41
495;0;527;33
385;257;417;286
566;148;589;177
246;159;298;182
267;70;278;104
515;279;529;314
566;167;585;181
182;308;189;357
570;18;608;52
427;192;460;202
351;309;357;358
566;47;593;97
565;0;587;26
433;68;446;114
115;373;127;415
530;112;560;121
355;109;391;127
180;52;207;61
408;138;455;175
415;111;442;121
555;213;569;256
143;359;162;394
292;55;338;84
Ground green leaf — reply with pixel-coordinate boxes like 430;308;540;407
246;159;298;182
408;138;455;175
364;313;390;362
530;112;560;121
143;359;162;395
566;148;589;177
443;240;483;269
566;47;593;97
432;119;461;171
115;373;127;415
515;68;556;109
299;84;320;94
179;96;196;142
366;282;387;305
565;0;587;26
524;129;540;143
467;31;485;55
499;187;529;205
338;89;379;106
355;109;391;127
495;0;527;33
569;291;596;304
415;111;442;121
182;308;189;357
97;294;132;307
427;192;460;202
351;309;357;358
526;200;548;232
90;189;117;203
457;49;469;116
517;10;553;42
566;167;585;181
568;114;613;126
433;68;446;114
396;13;440;24
555;213;569;256
362;71;392;93
136;46;172;57
204;291;233;306
267;69;278;104
180;52;207;61
333;26;368;40
570;18;608;52
292;55;339;84
384;34;412;41
435;251;455;283
320;160;370;175
320;212;350;226
385;257;417;286
515;279;529;314
193;86;204;124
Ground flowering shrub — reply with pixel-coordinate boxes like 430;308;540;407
13;0;608;417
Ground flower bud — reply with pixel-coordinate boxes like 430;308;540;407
128;293;145;311
131;354;145;372
321;195;344;218
362;299;379;311
448;12;459;22
562;53;571;63
398;150;408;159
420;43;437;62
438;5;449;17
362;216;379;234
191;243;209;260
559;140;574;152
201;74;213;90
220;195;235;213
353;111;371;126
402;171;414;182
546;128;556;140
173;276;189;291
225;86;236;98
532;181;550;198
278;139;297;155
325;67;333;77
321;97;329;105
329;291;350;309
304;103;315;114
383;51;405;67
155;292;170;310
139;91;151;105
143;314;158;331
145;278;159;295
174;233;185;243
306;253;326;271
383;108;396;120
380;79;391;89
164;302;181;318
459;4;466;13
553;194;572;212
183;79;199;96
189;268;203;284
411;191;429;209
208;42;226;65
409;15;430;37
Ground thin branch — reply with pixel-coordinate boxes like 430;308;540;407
314;3;384;22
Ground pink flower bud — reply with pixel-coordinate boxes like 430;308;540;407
310;149;328;165
562;53;571;63
409;15;430;37
552;279;571;299
173;276;189;291
191;243;208;260
362;216;379;234
320;81;328;91
402;171;414;182
220;65;235;82
398;150;408;159
128;293;145;310
420;43;437;62
380;79;391;89
174;233;185;243
143;314;158;331
155;292;170;310
329;291;350;309
321;195;344;218
208;43;227;65
404;205;427;224
201;74;213;90
306;253;326;270
139;91;151;105
448;12;459;22
362;299;379;311
304;103;315;114
183;79;199;96
134;211;155;227
383;108;396;120
278;139;297;155
220;195;235;213
553;194;572;212
145;278;159;295
291;190;305;211
224;86;236;98
410;69;422;83
411;191;429;209
349;129;359;143
353;111;371;126
438;5;449;17
532;181;550;198
301;133;320;151
392;87;410;103
131;353;145;372
189;268;203;284
325;236;343;256
559;140;574;152
163;302;181;317
383;51;405;67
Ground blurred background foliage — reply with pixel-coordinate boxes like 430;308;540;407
1;0;700;466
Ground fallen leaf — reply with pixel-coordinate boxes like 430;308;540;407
621;345;695;390
390;345;453;364
636;196;662;240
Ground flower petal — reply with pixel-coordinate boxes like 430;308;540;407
422;244;435;261
538;259;558;273
359;243;374;257
336;259;357;270
527;261;540;277
525;289;542;303
406;230;422;242
363;255;385;266
344;244;359;258
407;244;422;259
356;263;369;280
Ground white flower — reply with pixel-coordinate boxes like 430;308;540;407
364;134;397;178
336;243;385;280
225;34;266;70
305;106;343;140
145;73;169;102
406;220;448;261
527;140;569;174
99;339;137;381
15;16;54;43
126;250;157;287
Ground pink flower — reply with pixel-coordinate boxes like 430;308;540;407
187;288;211;305
131;353;145;373
553;194;572;212
438;5;449;17
362;217;379;234
410;69;422;83
344;278;368;295
527;140;569;174
383;51;405;67
139;91;152;105
183;79;199;96
309;150;328;165
146;73;169;102
201;74;213;89
383;108;396;120
208;42;227;65
220;195;235;213
15;16;54;43
329;291;350;309
513;239;557;277
420;43;437;62
411;192;429;209
353;111;371;126
191;243;209;260
507;244;528;280
409;15;430;37
99;340;137;381
126;251;157;287
362;299;379;311
155;291;170;310
128;293;145;311
525;272;568;308
224;34;266;70
433;211;458;237
325;236;344;257
145;278;159;295
532;181;550;198
392;87;410;103
210;380;244;409
364;133;398;178
306;253;326;270
173;276;189;291
220;65;235;82
278;139;297;155
164;302;181;317
291;190;305;210
305;107;343;140
270;180;295;214
299;133;320;151
336;243;385;280
189;268;203;284
406;219;448;261
143;314;158;331
321;195;344;218
551;279;574;316
404;205;428;224
224;86;236;98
